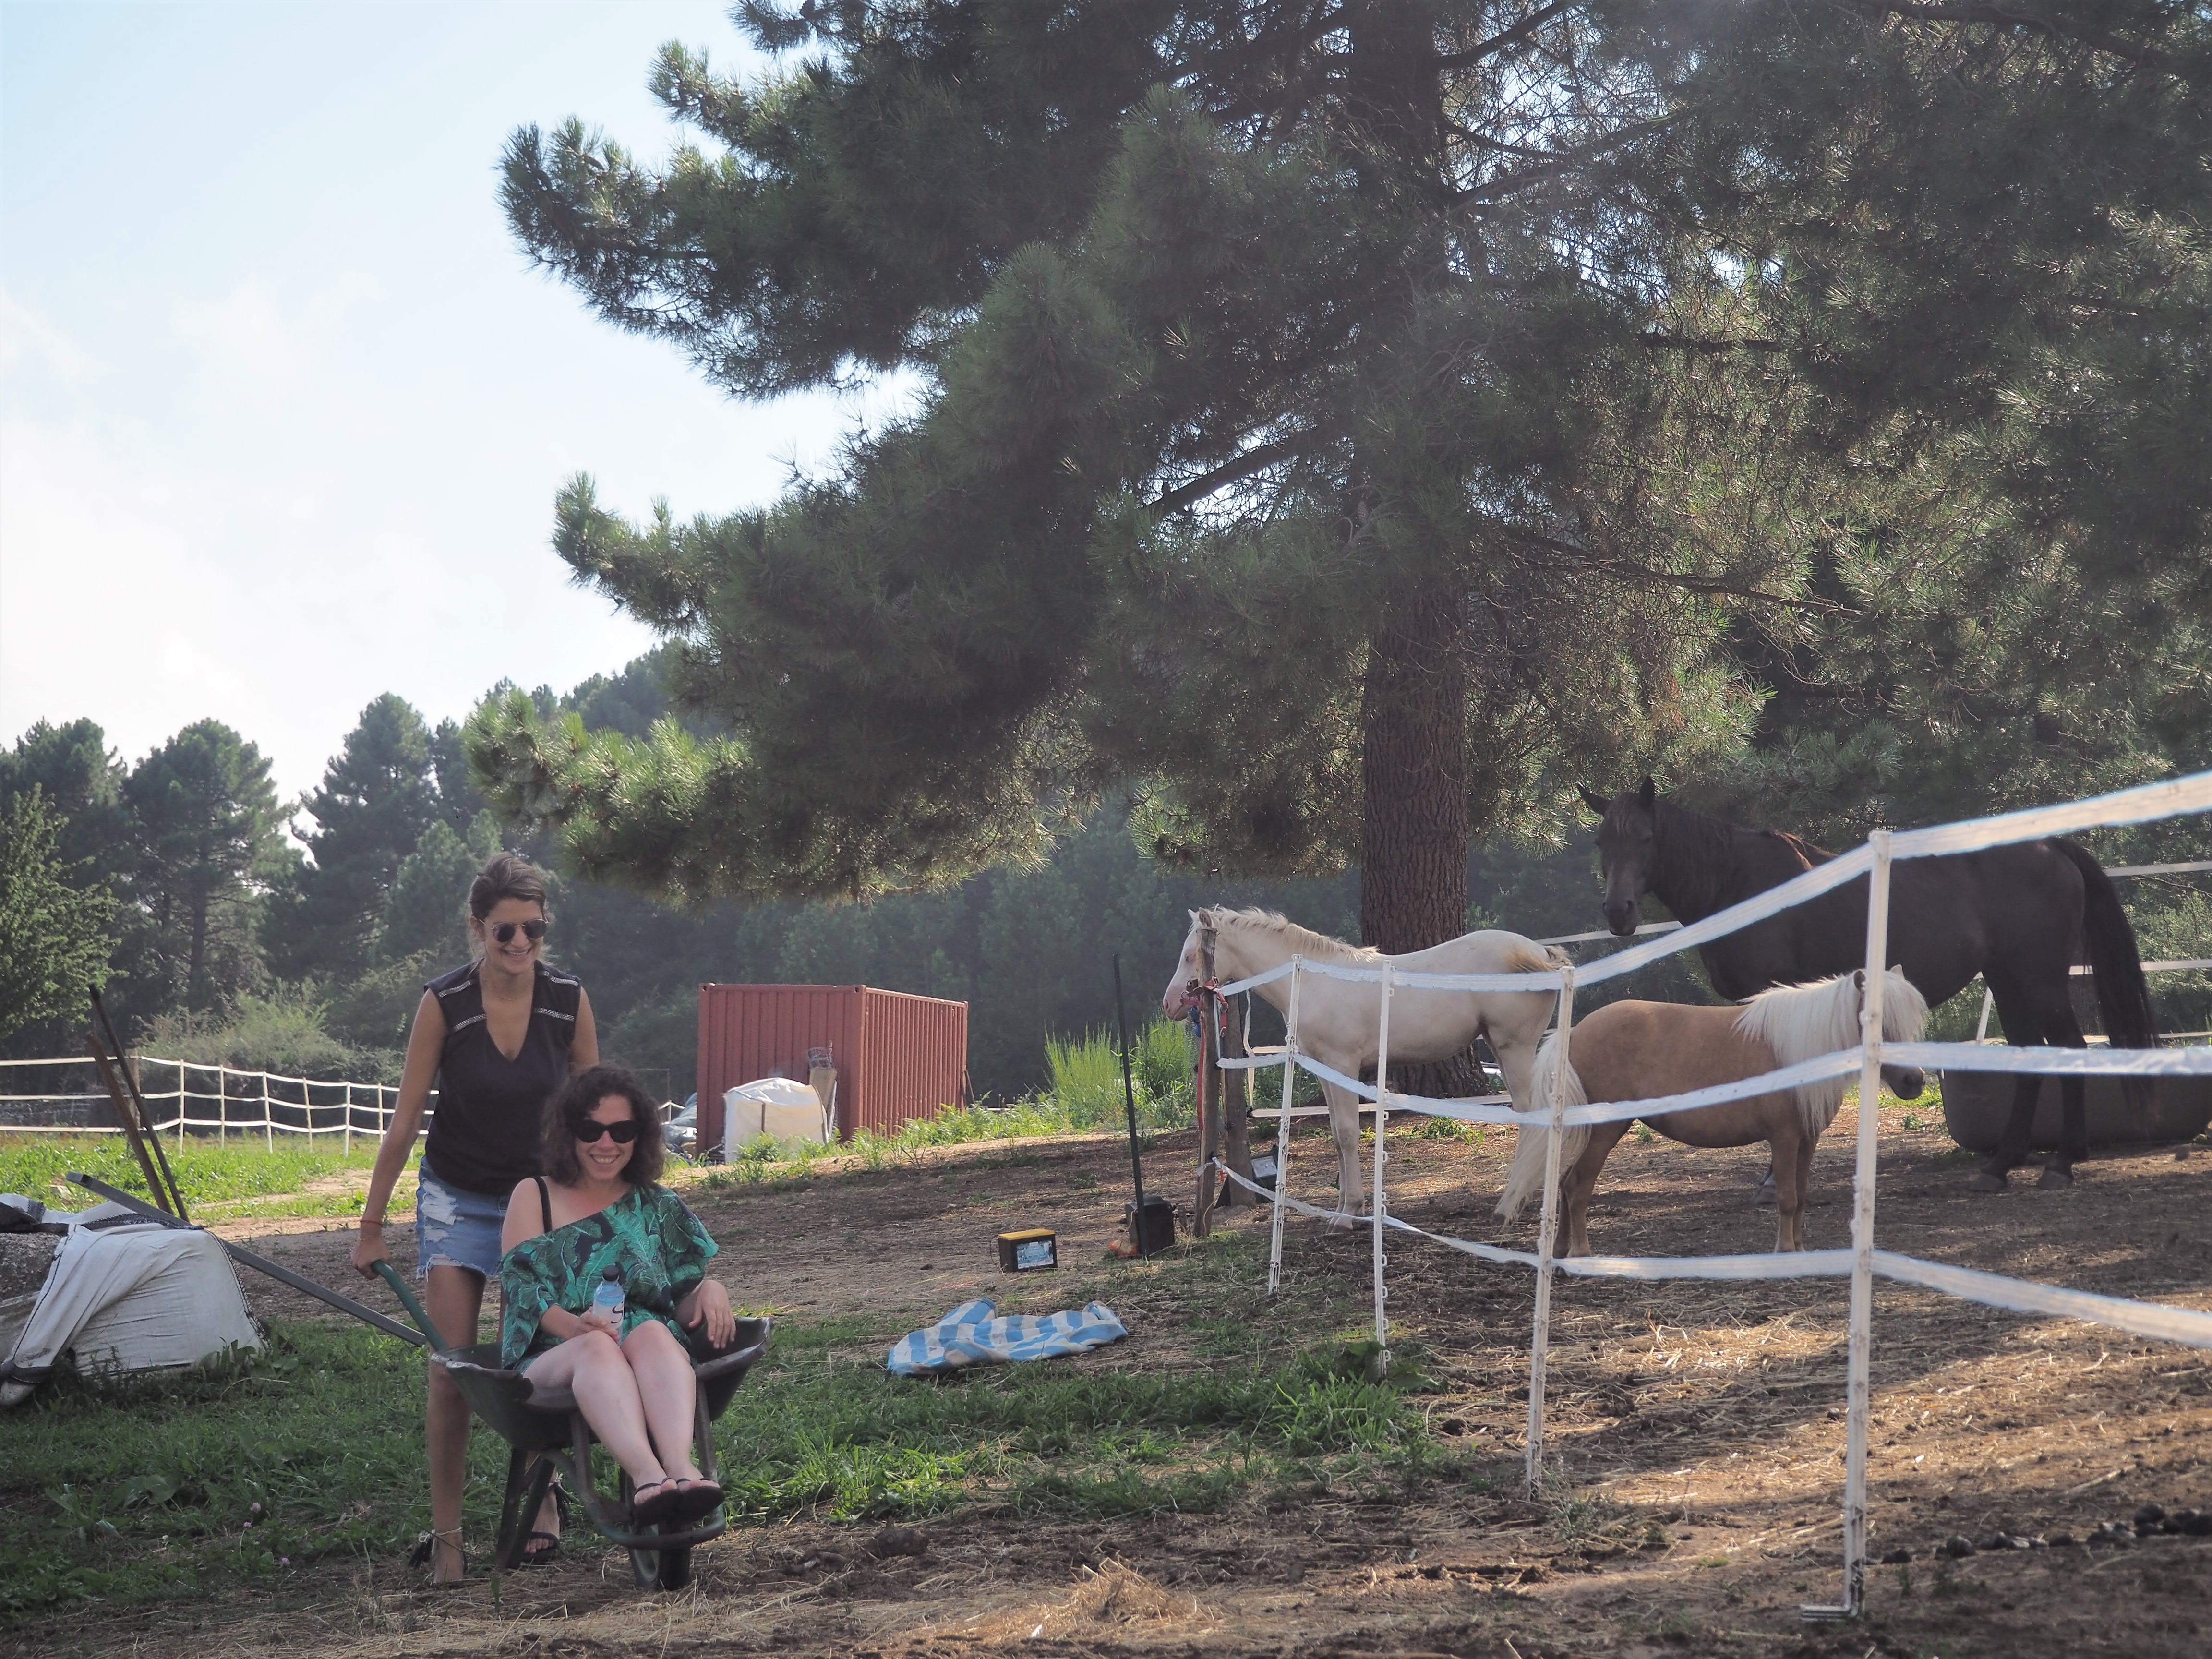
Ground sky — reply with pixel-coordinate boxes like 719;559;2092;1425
1;0;891;803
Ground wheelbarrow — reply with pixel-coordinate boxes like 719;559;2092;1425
69;1173;772;1590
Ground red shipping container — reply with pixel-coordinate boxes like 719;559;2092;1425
695;984;969;1153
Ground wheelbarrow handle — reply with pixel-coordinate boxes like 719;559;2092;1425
372;1260;452;1352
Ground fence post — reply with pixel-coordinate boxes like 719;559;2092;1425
215;1065;225;1145
1808;828;1893;1622
343;1082;352;1154
1267;958;1302;1296
1369;962;1394;1376
1525;962;1576;1497
261;1069;273;1152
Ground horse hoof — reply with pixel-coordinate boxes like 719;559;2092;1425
1968;1169;2009;1193
2037;1165;2075;1190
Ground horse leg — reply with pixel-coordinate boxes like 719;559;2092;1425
1773;1131;1814;1251
1755;1160;1778;1209
1563;1126;1626;1257
1972;984;2047;1191
2040;1005;2092;1189
1322;1080;1362;1228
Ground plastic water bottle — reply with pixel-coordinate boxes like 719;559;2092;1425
592;1265;625;1323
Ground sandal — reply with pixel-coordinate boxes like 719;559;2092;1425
519;1483;567;1566
408;1527;467;1584
670;1478;724;1525
629;1477;682;1528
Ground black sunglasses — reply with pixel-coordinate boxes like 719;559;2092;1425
489;919;548;944
575;1118;640;1145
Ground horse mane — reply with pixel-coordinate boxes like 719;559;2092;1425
1202;907;1378;964
1732;968;1929;1136
1634;794;1837;917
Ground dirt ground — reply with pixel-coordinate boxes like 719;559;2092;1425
17;1109;2212;1659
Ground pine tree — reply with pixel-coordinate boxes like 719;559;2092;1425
0;788;118;1045
478;0;1798;954
478;2;2211;956
122;721;287;1014
266;695;440;981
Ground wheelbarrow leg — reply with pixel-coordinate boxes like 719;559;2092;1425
493;1445;556;1571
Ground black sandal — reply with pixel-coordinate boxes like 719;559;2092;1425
519;1483;567;1566
630;1477;682;1528
670;1479;724;1525
408;1527;467;1584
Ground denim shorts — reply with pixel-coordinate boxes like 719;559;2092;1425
413;1166;509;1281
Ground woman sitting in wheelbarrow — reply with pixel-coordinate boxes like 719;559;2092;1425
499;1065;737;1528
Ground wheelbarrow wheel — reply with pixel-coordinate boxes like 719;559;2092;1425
616;1473;695;1591
638;1537;692;1591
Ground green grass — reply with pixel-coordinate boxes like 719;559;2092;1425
0;1226;1484;1624
0;1136;408;1221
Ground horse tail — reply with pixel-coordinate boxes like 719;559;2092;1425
2054;840;2159;1049
1496;1031;1590;1223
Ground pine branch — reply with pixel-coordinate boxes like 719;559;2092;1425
1640;331;1787;354
1149;432;1318;517
1433;0;1581;70
1488;525;1856;617
1835;1;2182;75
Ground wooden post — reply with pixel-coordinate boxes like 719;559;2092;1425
1193;921;1222;1237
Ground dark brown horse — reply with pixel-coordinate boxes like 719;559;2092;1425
1579;779;2158;1190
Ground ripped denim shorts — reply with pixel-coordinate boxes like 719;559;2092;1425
412;1166;509;1281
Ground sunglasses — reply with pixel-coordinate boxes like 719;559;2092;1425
575;1118;641;1145
488;919;548;944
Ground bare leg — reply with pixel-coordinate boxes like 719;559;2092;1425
523;1331;669;1491
621;1321;703;1483
1771;1131;1810;1251
423;1266;484;1584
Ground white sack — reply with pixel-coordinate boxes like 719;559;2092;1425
0;1221;260;1406
721;1076;830;1154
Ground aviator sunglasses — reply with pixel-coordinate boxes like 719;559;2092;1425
574;1118;641;1145
487;919;548;944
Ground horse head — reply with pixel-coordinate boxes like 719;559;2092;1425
1582;777;1659;937
1161;908;1214;1019
1856;966;1930;1102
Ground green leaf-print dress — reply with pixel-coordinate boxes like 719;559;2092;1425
500;1184;719;1369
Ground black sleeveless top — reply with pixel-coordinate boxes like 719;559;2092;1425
420;959;583;1197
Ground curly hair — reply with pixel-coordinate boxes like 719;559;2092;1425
541;1065;665;1189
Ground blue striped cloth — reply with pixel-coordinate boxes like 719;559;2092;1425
886;1298;1128;1376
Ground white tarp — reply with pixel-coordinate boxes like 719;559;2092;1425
0;1204;260;1406
721;1076;830;1154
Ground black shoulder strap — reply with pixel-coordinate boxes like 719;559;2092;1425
534;1175;552;1234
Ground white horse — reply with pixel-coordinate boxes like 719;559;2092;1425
1163;907;1563;1223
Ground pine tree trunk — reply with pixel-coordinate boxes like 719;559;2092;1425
1359;582;1480;1098
1359;584;1468;954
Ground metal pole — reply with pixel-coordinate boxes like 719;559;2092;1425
262;1069;273;1151
1806;828;1893;1622
1975;982;1993;1043
1370;963;1394;1375
1267;958;1302;1295
1110;955;1151;1259
1525;963;1576;1496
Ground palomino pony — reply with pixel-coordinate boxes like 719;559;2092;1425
1164;908;1562;1223
1496;968;1929;1254
1582;780;2157;1190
